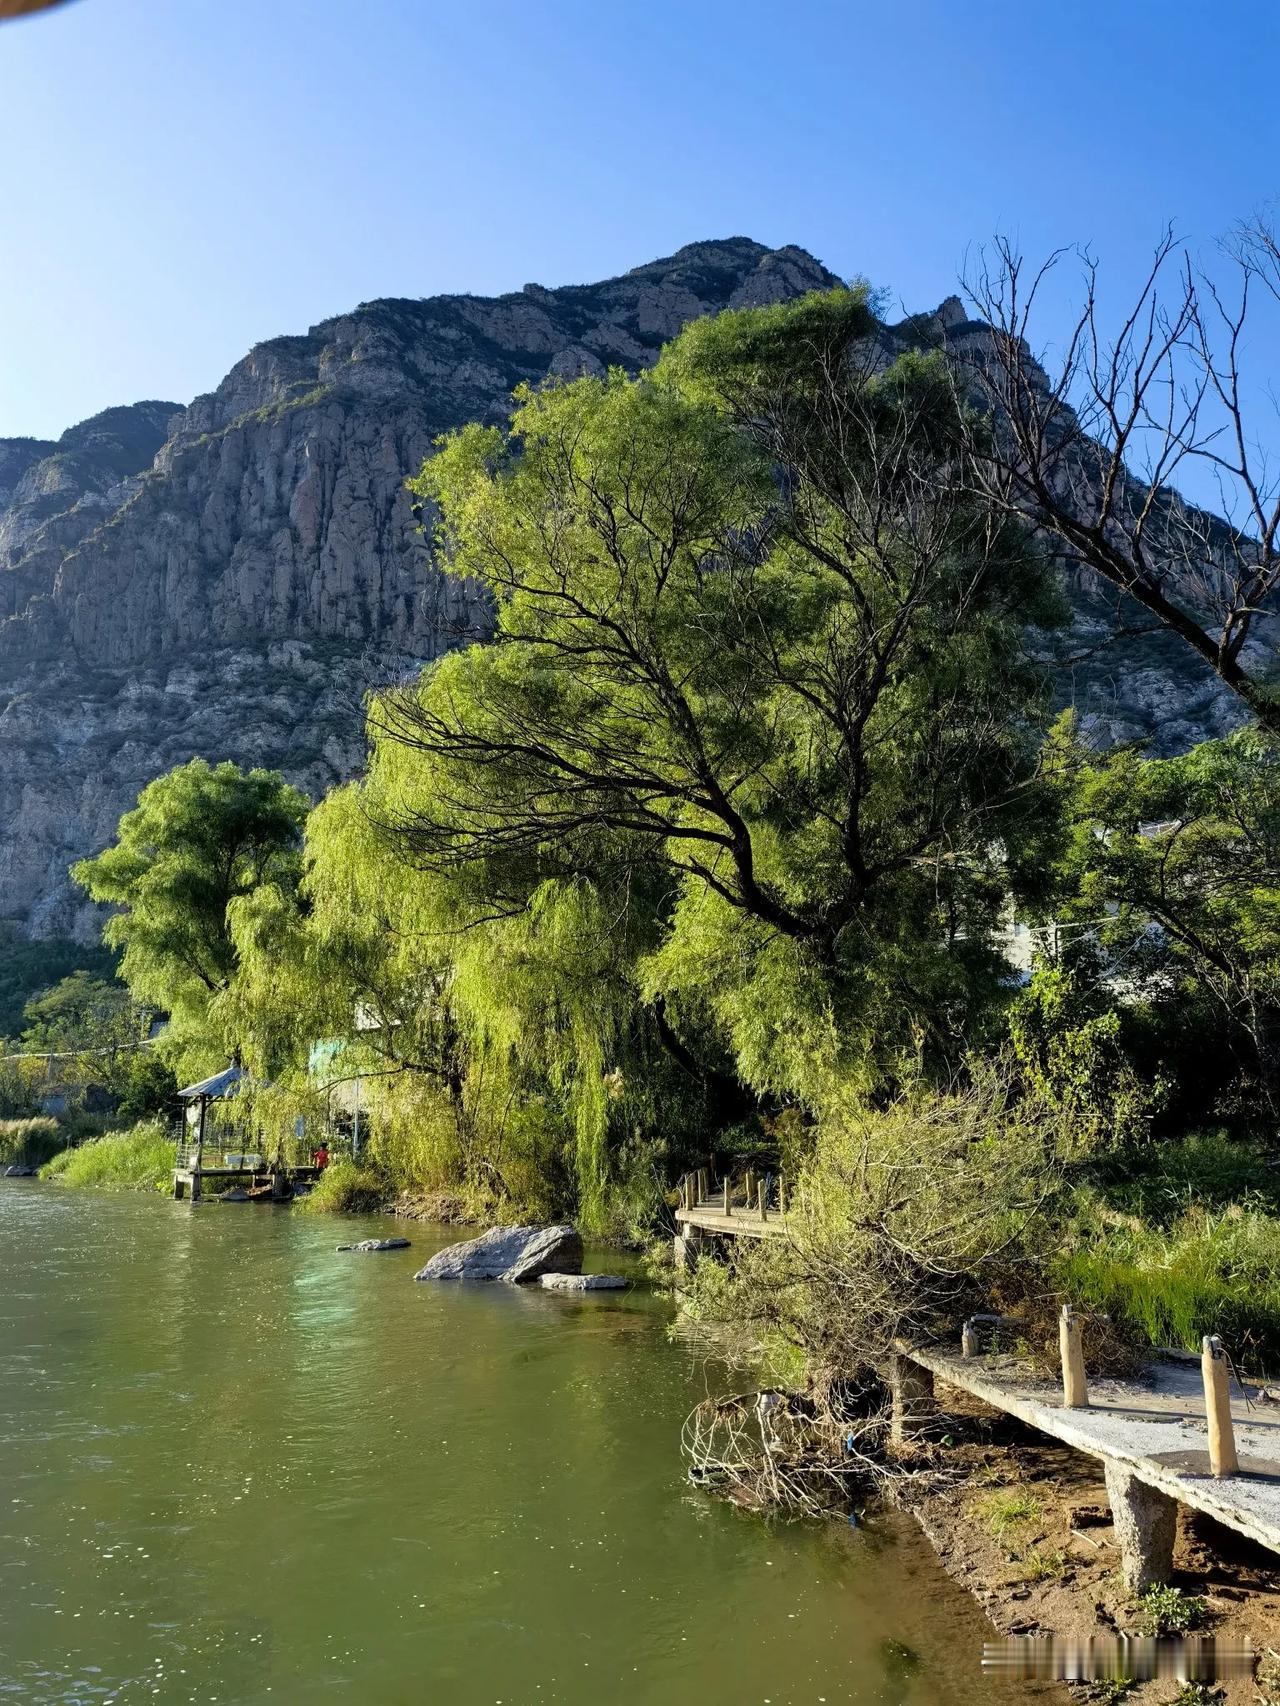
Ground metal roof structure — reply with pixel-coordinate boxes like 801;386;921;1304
176;1064;246;1102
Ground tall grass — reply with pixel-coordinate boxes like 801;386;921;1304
1059;1202;1280;1369
0;1116;63;1167
41;1119;175;1192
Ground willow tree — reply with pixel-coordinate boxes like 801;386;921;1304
74;759;309;1076
384;288;1061;1108
224;726;704;1226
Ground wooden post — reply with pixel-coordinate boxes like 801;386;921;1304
723;1178;731;1218
1059;1305;1088;1408
1202;1335;1239;1478
757;1179;767;1221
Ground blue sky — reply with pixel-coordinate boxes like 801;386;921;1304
1;0;1277;439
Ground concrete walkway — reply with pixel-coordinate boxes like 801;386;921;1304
906;1343;1280;1586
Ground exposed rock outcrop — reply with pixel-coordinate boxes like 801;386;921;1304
413;1224;583;1283
0;240;1256;941
0;241;839;936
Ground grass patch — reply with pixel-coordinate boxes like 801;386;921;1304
0;1116;63;1167
1058;1200;1280;1364
1022;1547;1066;1580
41;1120;175;1192
296;1159;388;1215
979;1489;1043;1544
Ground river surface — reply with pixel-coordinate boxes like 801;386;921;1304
0;1183;1043;1705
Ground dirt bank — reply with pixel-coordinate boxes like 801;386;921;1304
897;1380;1280;1703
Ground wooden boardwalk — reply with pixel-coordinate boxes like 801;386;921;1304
673;1168;789;1247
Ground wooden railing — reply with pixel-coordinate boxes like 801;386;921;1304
676;1166;789;1222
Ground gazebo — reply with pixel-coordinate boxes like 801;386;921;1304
172;1066;318;1203
173;1064;246;1200
177;1064;246;1164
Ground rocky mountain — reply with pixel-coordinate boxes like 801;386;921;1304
0;239;1250;943
0;240;840;937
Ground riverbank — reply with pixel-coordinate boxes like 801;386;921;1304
893;1380;1280;1704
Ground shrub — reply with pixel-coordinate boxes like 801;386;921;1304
0;1116;63;1167
682;1064;1069;1382
296;1159;388;1215
40;1119;175;1191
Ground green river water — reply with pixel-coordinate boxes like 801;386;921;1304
0;1183;1044;1705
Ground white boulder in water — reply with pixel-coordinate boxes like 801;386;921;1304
538;1273;627;1291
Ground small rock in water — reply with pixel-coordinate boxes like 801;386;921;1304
338;1237;411;1252
220;1189;250;1202
538;1272;627;1291
3;1165;38;1177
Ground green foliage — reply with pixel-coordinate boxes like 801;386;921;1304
1007;958;1155;1155
1058;1196;1280;1363
41;1119;176;1192
1134;1584;1206;1637
0;923;118;1041
1059;725;1280;1109
297;1159;388;1215
0;1116;63;1166
11;973;176;1119
73;759;309;1077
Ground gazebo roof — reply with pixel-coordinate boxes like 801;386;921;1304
177;1064;246;1101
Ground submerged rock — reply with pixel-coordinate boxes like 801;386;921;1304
3;1164;38;1177
220;1188;250;1202
414;1224;582;1284
337;1237;412;1252
538;1273;627;1291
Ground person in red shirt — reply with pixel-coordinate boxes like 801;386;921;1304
313;1143;329;1172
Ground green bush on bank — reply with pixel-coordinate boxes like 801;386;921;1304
40;1119;175;1192
296;1158;388;1215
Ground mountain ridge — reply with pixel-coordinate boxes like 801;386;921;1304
0;240;840;936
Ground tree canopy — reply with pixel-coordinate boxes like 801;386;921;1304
389;287;1061;1100
73;759;309;1074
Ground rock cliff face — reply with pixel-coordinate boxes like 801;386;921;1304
0;240;1253;940
0;240;839;936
